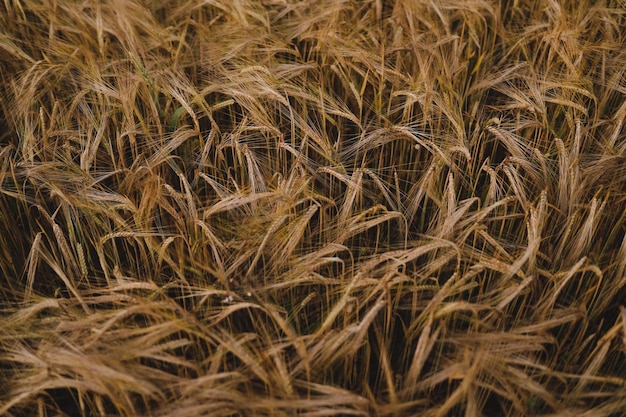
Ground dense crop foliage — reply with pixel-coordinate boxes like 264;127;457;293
1;1;625;416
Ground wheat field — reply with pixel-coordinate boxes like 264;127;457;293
1;0;626;416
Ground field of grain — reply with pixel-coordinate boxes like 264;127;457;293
1;1;626;416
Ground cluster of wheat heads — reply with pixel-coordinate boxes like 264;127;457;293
1;0;626;416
